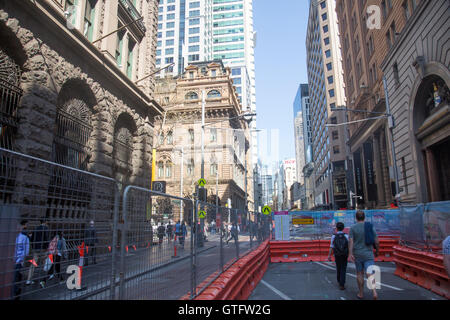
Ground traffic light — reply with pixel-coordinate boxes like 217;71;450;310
198;187;207;202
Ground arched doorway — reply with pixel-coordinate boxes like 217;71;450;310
413;74;450;202
46;79;97;239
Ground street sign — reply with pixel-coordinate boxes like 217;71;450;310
198;210;206;219
262;205;272;215
292;218;314;225
152;181;166;193
198;178;206;187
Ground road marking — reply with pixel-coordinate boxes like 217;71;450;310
314;262;403;291
260;279;292;300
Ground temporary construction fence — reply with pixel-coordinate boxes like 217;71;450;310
398;201;450;253
0;147;269;300
280;209;401;241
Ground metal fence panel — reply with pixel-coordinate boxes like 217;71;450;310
0;147;119;300
119;186;195;300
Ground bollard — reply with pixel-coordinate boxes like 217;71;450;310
76;242;87;291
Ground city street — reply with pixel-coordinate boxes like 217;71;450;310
249;262;445;300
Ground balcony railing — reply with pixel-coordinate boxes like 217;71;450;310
119;0;146;34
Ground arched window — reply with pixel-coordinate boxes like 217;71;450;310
187;159;194;176
54;98;93;170
207;90;221;99
166;162;172;178
158;161;164;178
0;47;22;150
185;92;199;100
166;131;173;144
113;114;136;186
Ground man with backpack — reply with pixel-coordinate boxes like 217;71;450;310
327;222;349;290
349;210;379;300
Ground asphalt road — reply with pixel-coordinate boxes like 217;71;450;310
248;261;445;300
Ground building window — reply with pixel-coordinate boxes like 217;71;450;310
187;159;194;176
166;162;172;178
207;90;221;99
210;128;217;142
83;0;97;41
185;91;198;100
158;162;164;178
327;76;334;84
116;29;125;66
332;131;339;140
333;145;340;154
126;38;135;79
210;163;218;176
166;131;173;144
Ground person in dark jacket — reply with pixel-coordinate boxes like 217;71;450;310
157;223;166;245
26;220;49;285
84;220;98;265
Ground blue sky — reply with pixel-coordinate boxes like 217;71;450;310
254;0;310;163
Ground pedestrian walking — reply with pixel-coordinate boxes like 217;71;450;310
26;220;49;285
226;224;239;244
166;222;174;241
180;221;187;249
157;223;166;245
84;220;98;265
348;210;380;300
327;222;349;290
211;221;216;235
13;220;30;299
44;232;68;285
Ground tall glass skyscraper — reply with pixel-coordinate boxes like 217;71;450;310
156;0;257;168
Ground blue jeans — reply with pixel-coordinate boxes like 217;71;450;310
355;259;374;273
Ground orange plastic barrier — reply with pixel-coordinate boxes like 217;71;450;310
393;245;449;299
186;240;270;300
270;237;399;263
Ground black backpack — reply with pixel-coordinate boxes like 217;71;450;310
333;233;349;257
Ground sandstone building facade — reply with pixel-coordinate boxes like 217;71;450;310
0;0;162;226
336;0;424;208
153;60;252;223
381;0;449;204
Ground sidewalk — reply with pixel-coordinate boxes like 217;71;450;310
18;234;221;300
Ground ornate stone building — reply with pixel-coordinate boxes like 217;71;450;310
335;0;424;208
0;0;162;219
153;60;252;223
381;0;449;204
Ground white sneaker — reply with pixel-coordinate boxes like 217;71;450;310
26;280;33;285
49;274;54;280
